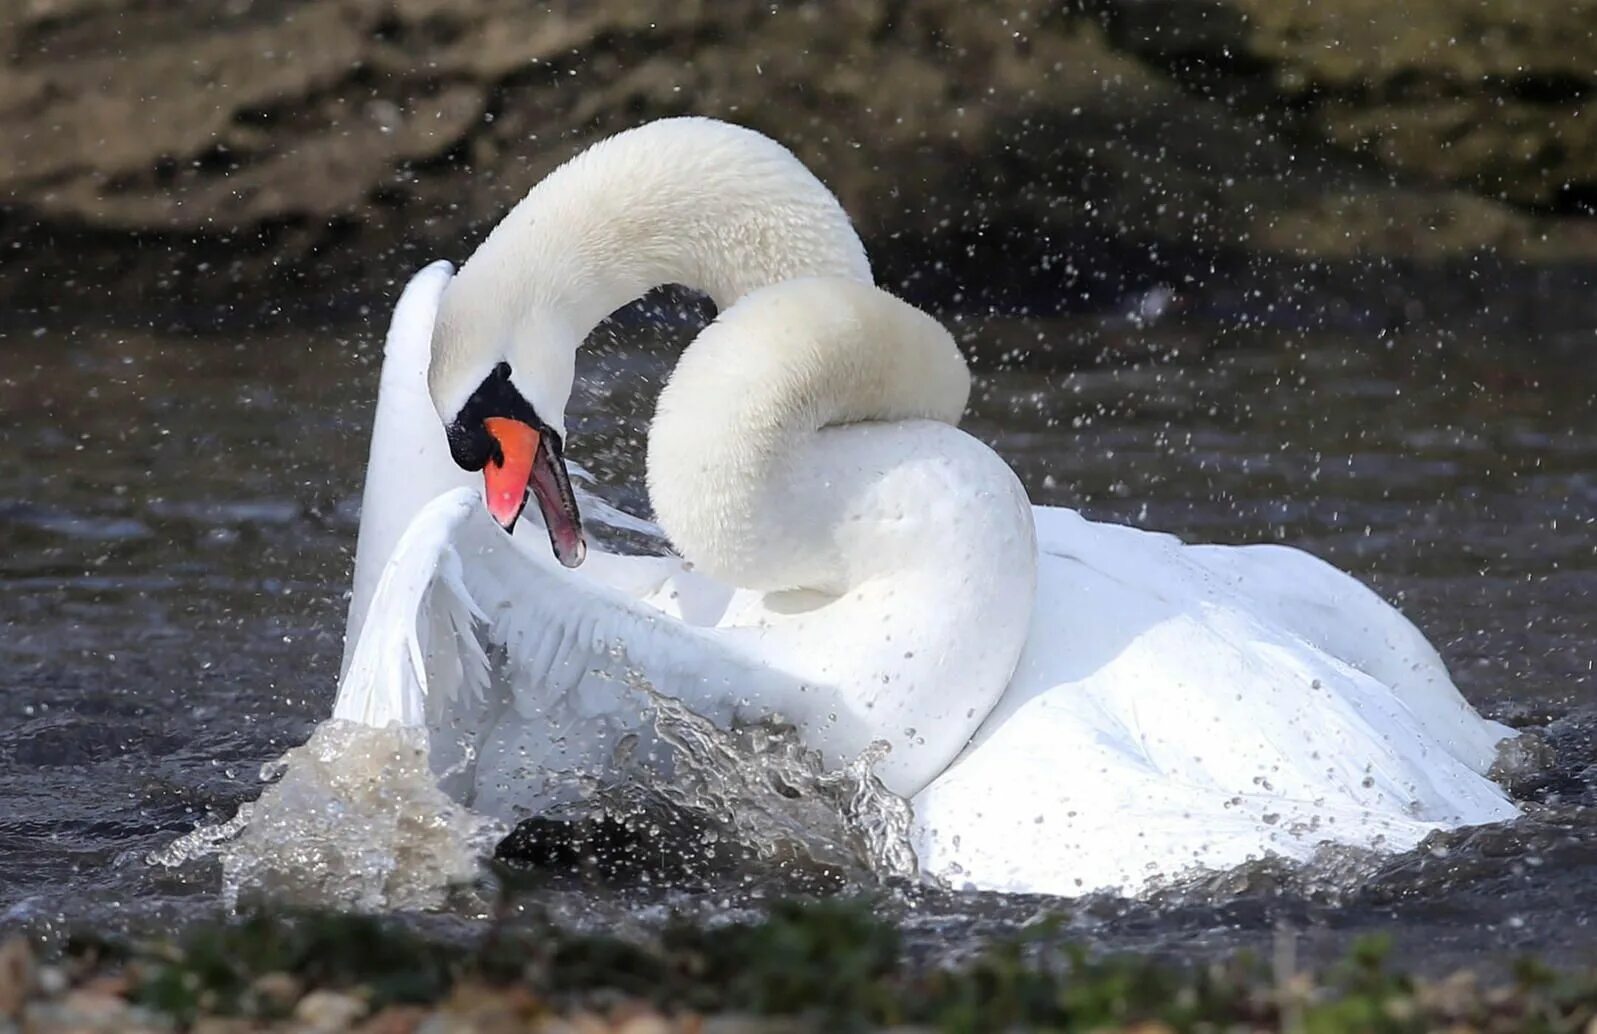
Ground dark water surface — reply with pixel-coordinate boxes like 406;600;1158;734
2;301;1594;971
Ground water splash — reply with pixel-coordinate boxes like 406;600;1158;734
638;673;916;879
154;648;919;909
153;721;505;911
1147;843;1391;906
497;658;921;889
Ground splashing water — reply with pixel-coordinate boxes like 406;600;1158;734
521;667;921;886
154;653;919;909
643;685;919;882
469;647;924;892
1144;729;1559;906
153;721;505;911
147;631;1552;913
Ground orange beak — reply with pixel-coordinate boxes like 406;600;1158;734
479;415;587;567
482;416;540;531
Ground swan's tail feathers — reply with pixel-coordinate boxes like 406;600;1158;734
333;489;483;729
1188;540;1515;774
1032;505;1513;778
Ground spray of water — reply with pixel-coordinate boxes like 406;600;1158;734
153;652;919;909
534;663;920;885
152;721;505;911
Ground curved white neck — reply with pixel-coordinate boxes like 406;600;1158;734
647;277;971;593
431;118;976;597
429;118;873;428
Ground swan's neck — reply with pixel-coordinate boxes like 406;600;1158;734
519;122;872;328
430;118;872;427
647;277;972;593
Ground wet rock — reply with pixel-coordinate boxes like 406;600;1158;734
697;1019;815;1034
1237;2;1597;210
189;1020;267;1034
248;971;304;1015
417;983;543;1033
293;990;369;1031
606;1005;682;1034
356;1005;430;1033
535;1010;698;1034
31;969;66;999
534;1011;609;1034
1091;1;1597;208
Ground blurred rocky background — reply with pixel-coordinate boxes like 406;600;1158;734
3;0;1596;337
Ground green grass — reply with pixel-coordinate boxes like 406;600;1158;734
52;894;1597;1032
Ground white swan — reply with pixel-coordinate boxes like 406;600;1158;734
332;117;1519;897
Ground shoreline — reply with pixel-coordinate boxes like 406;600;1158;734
7;896;1595;1033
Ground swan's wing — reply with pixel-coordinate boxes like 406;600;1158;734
1031;505;1512;772
344;261;472;678
336;263;846;818
911;504;1518;897
333;487;855;820
334;487;487;729
1183;539;1514;769
344;262;684;676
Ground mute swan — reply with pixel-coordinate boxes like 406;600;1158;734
333;117;1519;897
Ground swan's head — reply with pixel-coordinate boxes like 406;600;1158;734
427;278;586;567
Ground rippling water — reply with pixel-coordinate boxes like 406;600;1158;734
1;297;1593;971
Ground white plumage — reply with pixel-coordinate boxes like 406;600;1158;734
331;119;1518;897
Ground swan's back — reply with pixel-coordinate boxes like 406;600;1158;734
912;505;1519;895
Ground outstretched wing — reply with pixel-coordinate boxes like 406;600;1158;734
343;260;471;680
344;261;688;676
335;488;488;729
332;487;856;818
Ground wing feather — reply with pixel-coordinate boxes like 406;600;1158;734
332;487;851;819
